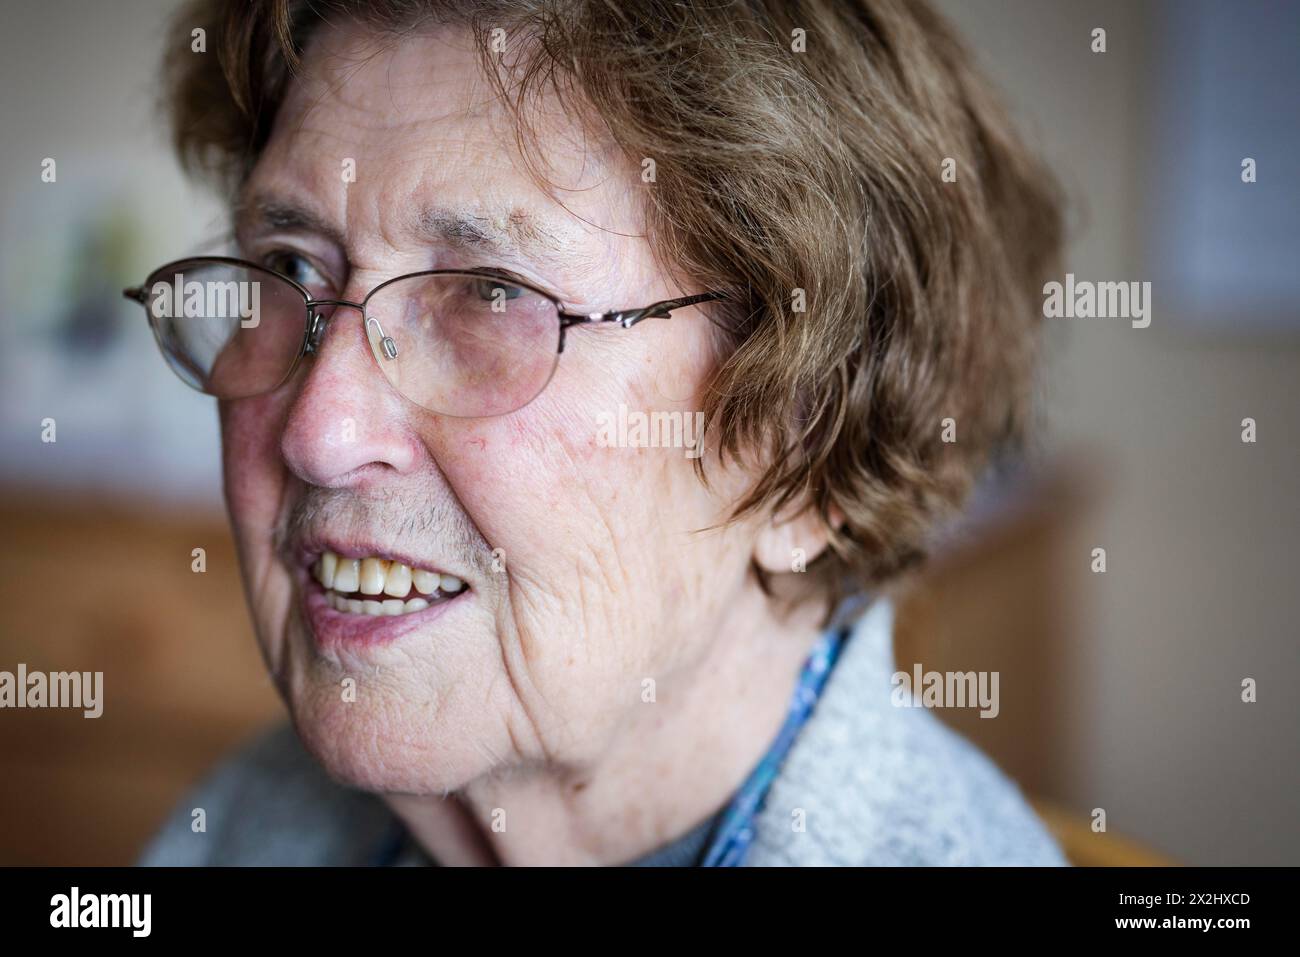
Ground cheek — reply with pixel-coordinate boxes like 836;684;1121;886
427;414;577;571
220;395;291;534
439;343;722;596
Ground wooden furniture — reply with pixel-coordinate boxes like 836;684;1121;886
1031;799;1174;867
0;494;280;865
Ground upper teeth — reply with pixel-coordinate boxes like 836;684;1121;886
313;549;464;611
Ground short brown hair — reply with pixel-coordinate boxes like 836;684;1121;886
166;0;1062;618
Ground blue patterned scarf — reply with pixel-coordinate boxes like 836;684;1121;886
700;621;851;866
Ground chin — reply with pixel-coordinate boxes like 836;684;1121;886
269;616;500;795
286;684;494;795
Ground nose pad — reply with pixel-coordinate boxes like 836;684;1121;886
305;306;330;355
366;316;399;360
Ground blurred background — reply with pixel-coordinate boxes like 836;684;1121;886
1;0;1296;865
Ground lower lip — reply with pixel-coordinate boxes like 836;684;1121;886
299;573;466;650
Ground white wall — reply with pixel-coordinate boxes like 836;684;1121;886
0;0;227;506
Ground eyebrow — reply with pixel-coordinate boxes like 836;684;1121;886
234;194;582;270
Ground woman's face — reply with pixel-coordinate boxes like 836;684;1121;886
222;23;767;793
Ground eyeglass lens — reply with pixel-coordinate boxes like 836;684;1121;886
142;260;563;417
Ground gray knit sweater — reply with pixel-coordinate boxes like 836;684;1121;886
139;600;1066;866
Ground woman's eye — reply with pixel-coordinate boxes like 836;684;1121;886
264;251;329;293
472;277;524;302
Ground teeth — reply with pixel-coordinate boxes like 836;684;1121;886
384;562;412;598
411;568;440;595
333;558;360;593
313;549;466;615
359;557;387;595
317;551;337;589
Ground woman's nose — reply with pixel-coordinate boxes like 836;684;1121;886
278;301;423;489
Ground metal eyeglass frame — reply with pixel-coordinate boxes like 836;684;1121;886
123;255;726;412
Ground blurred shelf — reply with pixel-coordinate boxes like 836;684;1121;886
0;492;282;865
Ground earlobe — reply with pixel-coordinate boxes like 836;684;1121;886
752;501;845;575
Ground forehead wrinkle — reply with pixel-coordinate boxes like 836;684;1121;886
411;203;580;267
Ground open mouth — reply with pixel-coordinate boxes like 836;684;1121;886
311;549;467;617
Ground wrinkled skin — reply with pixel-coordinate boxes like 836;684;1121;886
222;23;831;865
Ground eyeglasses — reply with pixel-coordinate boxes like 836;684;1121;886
122;256;724;418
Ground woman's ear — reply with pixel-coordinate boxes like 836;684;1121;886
752;499;845;575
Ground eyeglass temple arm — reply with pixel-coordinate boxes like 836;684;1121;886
123;286;148;304
559;292;723;330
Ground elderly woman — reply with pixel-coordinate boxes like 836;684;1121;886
134;0;1064;866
